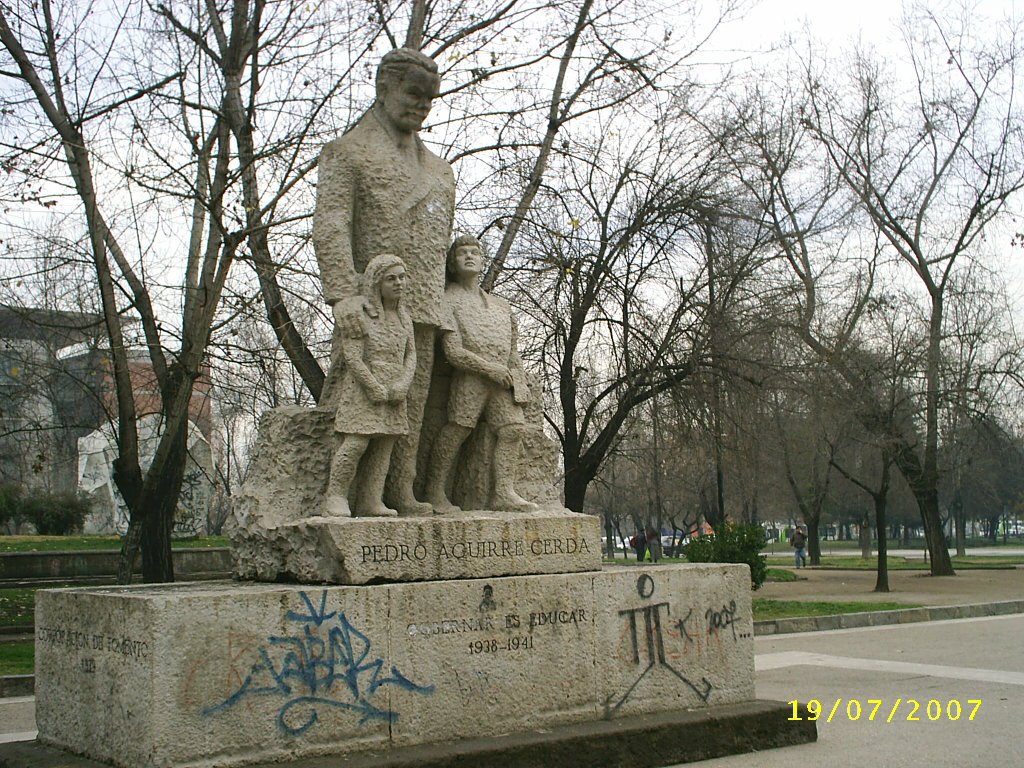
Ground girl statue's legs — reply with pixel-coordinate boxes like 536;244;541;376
325;433;371;517
357;436;399;517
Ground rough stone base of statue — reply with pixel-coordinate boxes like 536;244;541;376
232;508;600;584
230;405;596;584
31;564;791;768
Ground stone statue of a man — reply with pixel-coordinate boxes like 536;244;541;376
313;47;455;516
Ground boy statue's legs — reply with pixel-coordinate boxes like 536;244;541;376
424;423;472;515
491;424;538;513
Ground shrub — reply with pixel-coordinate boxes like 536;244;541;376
13;489;92;536
681;522;768;590
0;483;25;531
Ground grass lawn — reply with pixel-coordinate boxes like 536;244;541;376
1;583;85;628
0;641;34;676
764;554;1024;569
2;587;44;628
0;535;229;553
607;553;1024;570
765;568;800;582
765;538;1024;552
753;599;919;621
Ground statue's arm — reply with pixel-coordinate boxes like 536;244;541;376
390;320;417;401
313;141;359;307
340;325;387;404
441;326;513;390
508;311;527;374
507;311;532;404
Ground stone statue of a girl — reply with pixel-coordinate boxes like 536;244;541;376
324;253;415;517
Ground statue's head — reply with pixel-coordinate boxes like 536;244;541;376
361;253;407;311
375;48;441;134
446;233;483;282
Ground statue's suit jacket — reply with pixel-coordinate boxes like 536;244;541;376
313;106;456;329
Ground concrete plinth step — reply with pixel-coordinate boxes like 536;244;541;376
0;700;815;768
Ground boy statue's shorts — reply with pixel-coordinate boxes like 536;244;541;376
449;371;526;429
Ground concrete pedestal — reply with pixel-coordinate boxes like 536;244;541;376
35;564;755;768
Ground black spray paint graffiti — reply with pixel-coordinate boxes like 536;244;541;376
706;601;738;641
174;469;206;537
603;575;713;719
202;591;434;736
676;608;695;645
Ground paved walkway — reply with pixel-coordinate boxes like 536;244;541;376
679;613;1024;768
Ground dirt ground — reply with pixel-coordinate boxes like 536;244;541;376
757;565;1024;606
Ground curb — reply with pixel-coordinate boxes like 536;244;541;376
0;675;33;697
754;599;1024;636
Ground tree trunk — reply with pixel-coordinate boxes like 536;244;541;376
954;495;967;557
141;490;177;583
114;454;146;583
563;468;587;514
987;514;1000;543
139;420;189;582
115;437;186;584
860;512;872;559
874;493;889;592
918;488;954;575
704;487;725;531
892;446;955;575
920;298;955;576
806;517;821;565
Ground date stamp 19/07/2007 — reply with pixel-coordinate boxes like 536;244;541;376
788;699;982;723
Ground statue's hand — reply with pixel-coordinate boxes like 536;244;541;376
333;297;372;336
389;385;409;402
366;380;389;404
486;364;513;390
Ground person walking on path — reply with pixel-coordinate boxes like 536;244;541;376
790;525;808;568
630;529;647;562
646;527;663;563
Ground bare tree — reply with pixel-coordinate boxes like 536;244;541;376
798;6;1024;574
492;78;787;513
937;264;1024;555
767;368;846;566
0;0;372;580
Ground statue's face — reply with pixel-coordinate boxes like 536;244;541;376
380;67;440;134
379;264;407;303
452;244;482;278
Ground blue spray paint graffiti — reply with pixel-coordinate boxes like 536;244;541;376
202;591;434;736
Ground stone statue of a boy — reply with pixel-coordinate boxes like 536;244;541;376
324;254;415;517
425;235;539;514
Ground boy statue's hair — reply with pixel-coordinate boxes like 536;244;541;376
446;233;483;280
